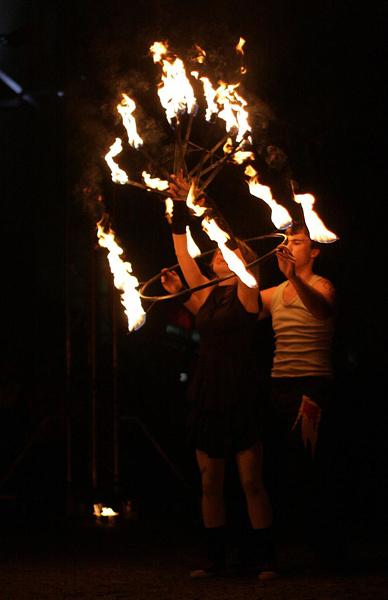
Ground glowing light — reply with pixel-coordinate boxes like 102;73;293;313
97;221;146;332
142;171;169;191
294;193;339;243
198;79;252;143
245;165;292;230
186;226;201;257
194;44;207;64
232;150;255;164
150;41;198;123
202;218;257;288
236;37;246;55
104;138;129;185
93;504;119;517
117;93;143;149
199;76;219;121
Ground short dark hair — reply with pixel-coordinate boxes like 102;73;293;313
286;221;320;249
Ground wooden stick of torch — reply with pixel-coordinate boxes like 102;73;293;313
124;178;171;198
196;137;249;182
181;112;195;161
139;146;170;180
197;160;229;194
189;134;230;177
173;118;189;178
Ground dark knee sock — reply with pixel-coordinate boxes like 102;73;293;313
205;526;226;566
248;527;276;565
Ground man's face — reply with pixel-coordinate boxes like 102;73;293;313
286;233;317;267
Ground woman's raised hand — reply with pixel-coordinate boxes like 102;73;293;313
169;170;193;202
160;268;185;293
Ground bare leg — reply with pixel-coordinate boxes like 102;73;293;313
235;442;272;529
190;450;227;577
235;443;277;578
196;449;226;527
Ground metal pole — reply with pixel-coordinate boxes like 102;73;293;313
64;181;73;514
90;224;98;491
112;286;120;494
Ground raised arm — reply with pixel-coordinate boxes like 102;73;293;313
233;245;261;314
276;244;335;319
167;174;212;311
168;172;261;315
160;268;199;314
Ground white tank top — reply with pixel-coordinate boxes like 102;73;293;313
270;275;334;378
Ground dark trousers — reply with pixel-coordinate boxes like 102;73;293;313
264;377;342;553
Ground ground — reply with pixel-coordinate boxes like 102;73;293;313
1;507;387;600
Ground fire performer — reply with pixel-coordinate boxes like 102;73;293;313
161;172;277;580
259;222;337;565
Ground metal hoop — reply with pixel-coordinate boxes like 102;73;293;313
139;232;287;302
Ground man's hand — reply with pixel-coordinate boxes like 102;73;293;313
276;243;296;280
160;268;184;294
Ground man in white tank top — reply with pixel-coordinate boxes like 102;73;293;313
260;222;335;450
259;222;338;569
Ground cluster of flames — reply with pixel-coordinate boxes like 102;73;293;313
99;39;338;332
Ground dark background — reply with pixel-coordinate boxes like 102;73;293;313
1;0;387;543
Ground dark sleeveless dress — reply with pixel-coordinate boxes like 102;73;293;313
187;284;263;458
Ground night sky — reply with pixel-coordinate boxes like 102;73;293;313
1;0;387;531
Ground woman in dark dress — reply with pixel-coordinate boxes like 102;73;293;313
161;173;276;580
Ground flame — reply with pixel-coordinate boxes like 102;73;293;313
165;197;173;219
294;193;339;243
186;181;206;217
186;226;201;257
142;171;169;191
104;138;129;185
223;137;234;154
184;183;256;286
97;221;146;332
149;40;169;63
148;40;254;177
232;150;255;164
199;78;252;143
245;165;292;230
194;44;207;63
222;138;253;164
117;93;143;149
236;37;246;55
236;39;247;75
202;218;257;288
246;163;338;242
199;76;219;121
93;504;119;517
217;82;251;143
150;41;197;123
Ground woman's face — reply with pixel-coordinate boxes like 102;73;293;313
211;249;229;274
